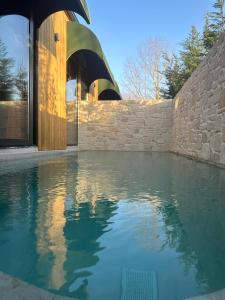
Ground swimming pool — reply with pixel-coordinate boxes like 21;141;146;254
0;151;225;300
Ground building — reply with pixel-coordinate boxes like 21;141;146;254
0;0;121;150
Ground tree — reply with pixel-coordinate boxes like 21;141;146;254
121;58;148;100
121;38;167;100
203;0;225;52
162;27;205;98
0;38;14;100
180;26;205;80
203;15;218;52
161;54;185;99
208;0;225;33
161;0;225;98
15;64;28;101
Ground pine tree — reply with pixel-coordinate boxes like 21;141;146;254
15;64;28;101
203;15;218;52
180;26;205;80
208;0;225;33
161;1;225;98
0;38;14;100
161;54;185;99
203;0;225;52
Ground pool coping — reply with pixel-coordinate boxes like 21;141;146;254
185;289;225;299
0;148;224;170
0;146;77;162
1;269;224;300
170;151;225;170
0;271;78;300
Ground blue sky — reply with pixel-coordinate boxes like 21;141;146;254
81;0;214;86
0;15;29;69
0;15;29;99
0;1;215;94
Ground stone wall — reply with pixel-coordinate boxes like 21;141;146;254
69;33;225;167
171;33;225;166
78;100;173;151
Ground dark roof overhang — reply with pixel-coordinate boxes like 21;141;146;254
98;79;122;100
0;0;90;27
67;21;115;87
99;90;122;100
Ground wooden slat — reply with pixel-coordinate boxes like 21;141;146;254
38;12;68;150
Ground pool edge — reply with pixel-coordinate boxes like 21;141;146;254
0;271;77;300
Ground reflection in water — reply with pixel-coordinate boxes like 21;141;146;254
0;152;225;300
36;162;67;290
63;201;117;299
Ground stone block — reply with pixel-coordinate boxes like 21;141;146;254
202;132;208;143
212;133;222;152
223;126;225;143
219;91;225;109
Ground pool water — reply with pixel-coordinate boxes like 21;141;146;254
0;151;225;300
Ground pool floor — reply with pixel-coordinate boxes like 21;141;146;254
0;151;225;300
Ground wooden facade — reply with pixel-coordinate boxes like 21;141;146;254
38;12;69;150
37;11;120;151
0;1;121;151
37;13;100;151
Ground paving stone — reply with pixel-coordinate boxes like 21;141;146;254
0;272;76;300
185;289;225;300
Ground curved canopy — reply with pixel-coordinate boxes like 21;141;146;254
0;0;90;27
67;21;115;87
98;79;121;100
99;90;122;101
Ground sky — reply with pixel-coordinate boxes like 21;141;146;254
79;0;215;88
0;15;29;99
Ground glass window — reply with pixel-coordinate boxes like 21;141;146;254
66;79;77;102
66;79;78;146
0;15;30;143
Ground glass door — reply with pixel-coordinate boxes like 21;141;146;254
0;15;33;146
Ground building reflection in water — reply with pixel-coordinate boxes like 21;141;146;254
34;156;117;298
36;161;67;290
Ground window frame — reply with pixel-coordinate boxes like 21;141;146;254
0;14;34;147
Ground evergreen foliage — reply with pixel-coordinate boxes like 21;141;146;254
208;0;225;34
180;26;205;80
203;15;218;51
0;38;14;100
15;65;28;101
161;55;185;99
162;0;225;99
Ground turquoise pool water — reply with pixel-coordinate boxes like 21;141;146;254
0;152;225;300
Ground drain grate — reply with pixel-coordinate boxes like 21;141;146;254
121;268;158;300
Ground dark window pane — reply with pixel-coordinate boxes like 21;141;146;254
81;68;88;101
0;15;29;141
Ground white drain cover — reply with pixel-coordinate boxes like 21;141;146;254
121;268;158;300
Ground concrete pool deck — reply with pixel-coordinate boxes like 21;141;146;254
186;289;225;300
0;146;77;161
1;269;224;300
0;272;77;300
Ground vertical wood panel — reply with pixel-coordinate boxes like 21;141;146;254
77;65;82;101
38;12;68;150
